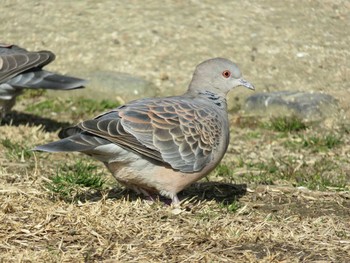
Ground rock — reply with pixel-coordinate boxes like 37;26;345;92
243;91;339;121
47;71;158;102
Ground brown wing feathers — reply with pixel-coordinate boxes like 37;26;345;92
75;99;220;172
0;49;54;83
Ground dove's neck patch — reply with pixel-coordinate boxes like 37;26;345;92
199;90;227;109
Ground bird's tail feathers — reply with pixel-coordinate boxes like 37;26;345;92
33;134;109;153
7;70;86;90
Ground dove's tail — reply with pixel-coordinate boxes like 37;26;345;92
7;70;86;90
34;138;91;153
33;133;110;153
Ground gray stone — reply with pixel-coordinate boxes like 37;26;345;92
243;91;339;121
47;71;158;102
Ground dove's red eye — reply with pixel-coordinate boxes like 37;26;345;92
222;70;231;78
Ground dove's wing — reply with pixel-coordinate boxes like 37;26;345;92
0;45;55;83
67;97;224;173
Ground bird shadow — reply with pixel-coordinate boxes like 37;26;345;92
180;182;247;205
75;182;247;206
1;111;72;132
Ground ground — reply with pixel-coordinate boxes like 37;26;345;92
1;0;350;262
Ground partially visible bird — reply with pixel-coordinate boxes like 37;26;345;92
34;58;254;204
0;43;87;118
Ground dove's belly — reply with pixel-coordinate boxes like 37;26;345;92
101;142;224;199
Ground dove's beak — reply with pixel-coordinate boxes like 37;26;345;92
239;78;255;90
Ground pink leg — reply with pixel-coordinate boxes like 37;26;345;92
139;188;156;202
172;194;180;205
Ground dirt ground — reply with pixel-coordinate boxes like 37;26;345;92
1;0;349;113
1;0;350;262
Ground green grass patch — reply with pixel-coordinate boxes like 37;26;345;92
195;208;221;221
216;157;348;192
18;89;47;100
214;161;278;185
302;134;342;150
45;160;106;201
1;138;33;161
235;116;261;129
26;97;120;119
267;115;307;132
26;99;62;113
283;132;343;152
236;115;307;133
220;200;242;213
279;158;348;191
245;131;262;139
214;164;234;178
78;98;117;113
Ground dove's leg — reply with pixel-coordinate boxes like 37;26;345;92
138;188;156;202
121;184;155;201
172;195;180;205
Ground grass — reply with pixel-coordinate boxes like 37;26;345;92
278;158;348;190
1;138;33;161
302;133;342;150
1;101;349;263
1;91;349;262
45;160;106;201
26;97;120;120
25;98;62;114
18;89;47;100
235;115;308;133
266;115;307;132
214;163;234;178
0;70;348;263
216;154;348;191
284;133;343;151
220;200;242;213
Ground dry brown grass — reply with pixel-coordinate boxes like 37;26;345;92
1;172;349;262
1;117;349;262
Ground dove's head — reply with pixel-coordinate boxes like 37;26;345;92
188;58;254;96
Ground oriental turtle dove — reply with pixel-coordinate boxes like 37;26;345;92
34;58;254;204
